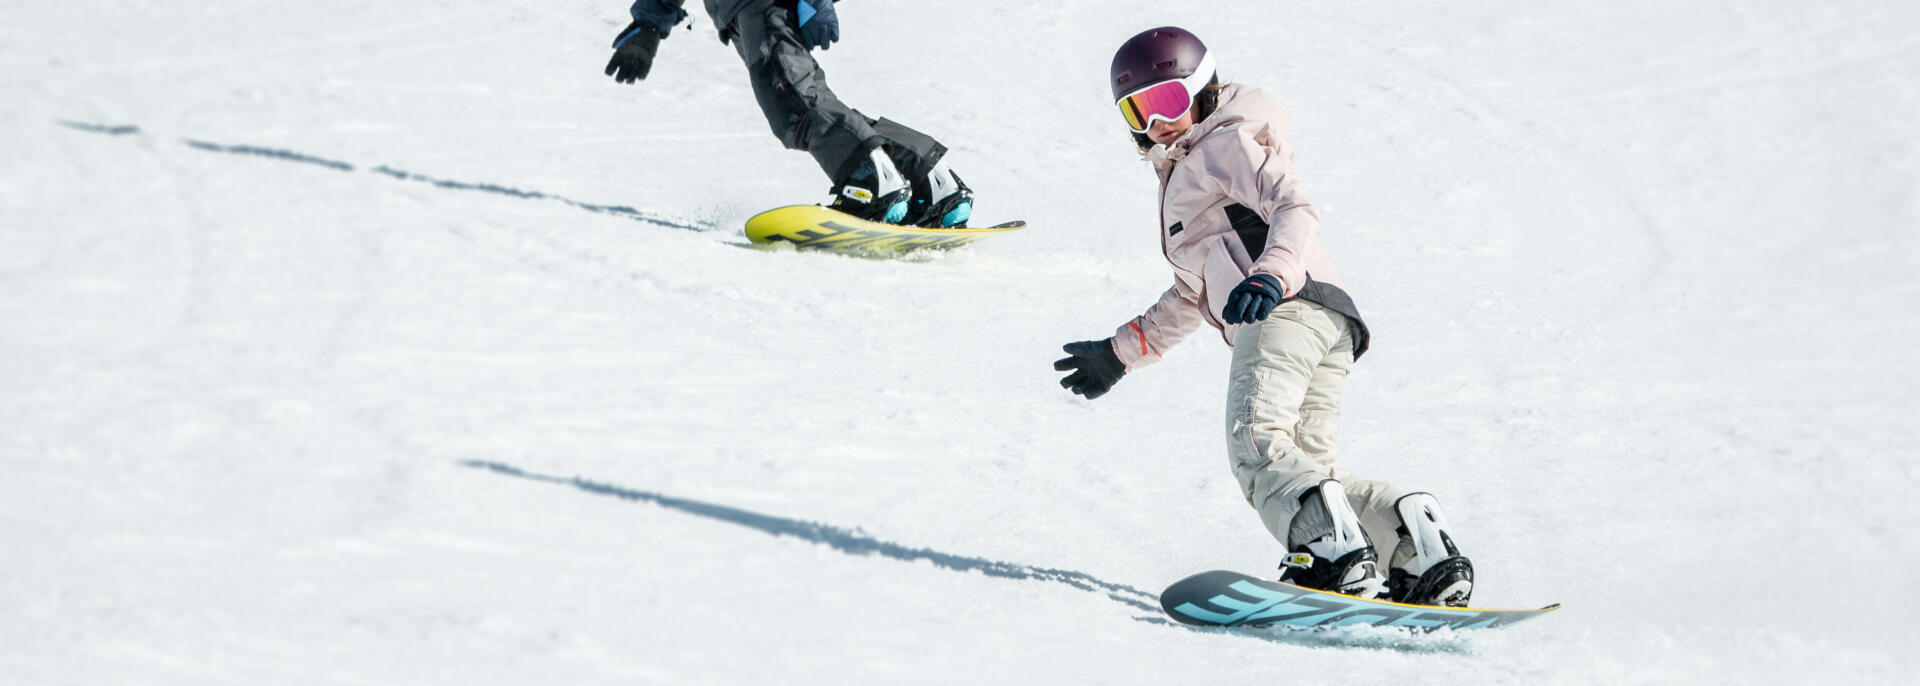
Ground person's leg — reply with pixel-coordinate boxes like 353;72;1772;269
872;118;971;227
1227;301;1394;596
1225;301;1346;542
868;118;946;181
1292;308;1472;605
724;3;969;225
1290;322;1409;552
727;1;881;181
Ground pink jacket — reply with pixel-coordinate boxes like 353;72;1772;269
1109;83;1366;370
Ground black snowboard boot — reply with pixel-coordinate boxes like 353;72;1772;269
1278;480;1388;599
1386;492;1475;607
903;158;973;228
828;147;911;224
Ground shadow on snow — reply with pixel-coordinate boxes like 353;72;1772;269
55;119;707;232
459;459;1163;615
458;460;1476;653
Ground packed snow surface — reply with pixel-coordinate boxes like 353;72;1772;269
4;1;1916;683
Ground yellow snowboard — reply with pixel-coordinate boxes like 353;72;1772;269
745;205;1024;252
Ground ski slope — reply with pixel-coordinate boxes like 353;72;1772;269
4;0;1917;683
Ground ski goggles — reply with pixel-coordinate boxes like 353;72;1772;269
1115;54;1216;133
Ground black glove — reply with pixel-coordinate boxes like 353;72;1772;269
794;0;840;51
1054;340;1127;400
1222;273;1285;324
606;21;666;83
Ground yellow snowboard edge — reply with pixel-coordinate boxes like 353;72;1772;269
745;204;1024;251
1282;577;1561;614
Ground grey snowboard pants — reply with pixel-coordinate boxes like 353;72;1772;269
724;0;947;182
1226;300;1408;552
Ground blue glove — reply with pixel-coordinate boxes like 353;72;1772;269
795;0;840;51
1222;273;1285;324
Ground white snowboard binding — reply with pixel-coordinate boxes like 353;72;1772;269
1387;492;1475;607
1279;480;1389;599
828;147;911;224
905;158;973;228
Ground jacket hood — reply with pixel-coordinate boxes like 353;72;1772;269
1149;83;1291;168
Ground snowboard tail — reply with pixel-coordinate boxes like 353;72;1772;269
745;204;1023;252
1161;570;1558;631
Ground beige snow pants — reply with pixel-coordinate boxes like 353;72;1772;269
1226;300;1406;551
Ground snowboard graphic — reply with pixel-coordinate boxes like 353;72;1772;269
745;204;1024;252
1161;570;1559;631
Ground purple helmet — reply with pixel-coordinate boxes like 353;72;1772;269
1110;26;1214;101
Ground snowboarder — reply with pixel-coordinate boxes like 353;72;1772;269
604;0;974;228
1053;27;1475;606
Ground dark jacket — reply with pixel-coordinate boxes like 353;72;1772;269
630;0;760;37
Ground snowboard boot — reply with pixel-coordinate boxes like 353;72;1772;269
903;158;973;228
1278;480;1389;599
829;147;912;224
1386;492;1475;607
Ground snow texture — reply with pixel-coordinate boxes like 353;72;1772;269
3;0;1916;683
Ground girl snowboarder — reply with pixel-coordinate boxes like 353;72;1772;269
1053;27;1474;605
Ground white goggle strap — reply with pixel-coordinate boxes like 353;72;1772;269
1117;52;1218;132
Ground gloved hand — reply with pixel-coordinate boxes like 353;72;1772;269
794;0;840;51
1222;273;1285;324
1054;340;1127;400
606;21;666;83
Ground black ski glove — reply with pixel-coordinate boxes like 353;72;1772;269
1222;273;1285;325
794;0;840;51
1055;340;1127;400
606;21;666;83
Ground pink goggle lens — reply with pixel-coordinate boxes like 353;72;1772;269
1117;80;1194;133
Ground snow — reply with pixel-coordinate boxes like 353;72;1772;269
3;0;1916;683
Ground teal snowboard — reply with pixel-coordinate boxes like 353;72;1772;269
1161;570;1559;631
